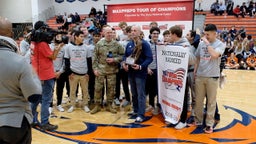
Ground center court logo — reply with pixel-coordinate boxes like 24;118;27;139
36;106;256;144
162;68;185;91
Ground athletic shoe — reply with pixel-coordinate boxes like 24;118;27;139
204;126;213;134
40;123;58;131
187;121;202;127
48;107;53;115
175;122;187;130
84;106;90;113
135;116;144;123
114;98;120;106
145;105;153;112
152;107;160;115
121;100;130;107
57;105;65;112
67;106;74;113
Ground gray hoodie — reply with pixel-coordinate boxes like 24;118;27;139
172;37;196;66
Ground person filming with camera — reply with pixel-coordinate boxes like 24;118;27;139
30;21;59;131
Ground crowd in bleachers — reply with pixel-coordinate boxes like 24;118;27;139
215;24;256;70
210;0;256;17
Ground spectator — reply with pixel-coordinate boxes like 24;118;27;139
210;0;219;14
74;12;81;23
233;5;242;18
20;25;33;64
225;52;240;69
246;53;256;70
226;0;234;15
240;2;247;18
229;25;237;40
0;16;41;144
56;13;64;24
215;2;226;15
123;25;153;123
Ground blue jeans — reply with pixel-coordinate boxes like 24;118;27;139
129;74;146;118
31;78;55;125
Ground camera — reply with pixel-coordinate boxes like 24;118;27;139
30;21;57;44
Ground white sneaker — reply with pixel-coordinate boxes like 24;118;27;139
175;122;187;130
84;106;90;113
48;107;53;115
145;105;153;112
114;98;120;106
67;106;74;113
62;97;70;104
57;105;65;112
152;107;160;115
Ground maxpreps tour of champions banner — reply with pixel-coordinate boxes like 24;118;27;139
157;45;189;124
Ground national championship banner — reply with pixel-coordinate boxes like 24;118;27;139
107;0;194;38
157;45;189;124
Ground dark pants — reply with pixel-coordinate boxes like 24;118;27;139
0;117;31;144
146;69;158;107
56;72;70;105
88;73;95;102
116;68;130;101
179;77;189;123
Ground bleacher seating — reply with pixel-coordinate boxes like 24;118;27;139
46;14;88;30
204;12;256;38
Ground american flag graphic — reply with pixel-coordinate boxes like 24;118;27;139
162;68;186;92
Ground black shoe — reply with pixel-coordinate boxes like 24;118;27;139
31;122;40;128
40;123;58;131
127;112;137;117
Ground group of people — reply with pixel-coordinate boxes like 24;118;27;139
217;25;256;70
0;12;228;143
210;0;256;18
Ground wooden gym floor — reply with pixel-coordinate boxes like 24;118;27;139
31;69;256;144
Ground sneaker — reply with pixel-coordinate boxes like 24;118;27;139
127;111;137;117
121;100;130;107
187;121;202;127
152;107;160;115
40;123;58;131
84;106;90;113
204;126;213;134
90;105;101;114
186;116;195;124
134;116;144;123
48;107;53;115
175;122;187;130
67;106;74;113
114;98;120;106
62;97;70;104
57;105;65;112
31;122;40;128
145;105;153;112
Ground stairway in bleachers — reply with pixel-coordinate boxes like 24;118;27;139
204;12;256;38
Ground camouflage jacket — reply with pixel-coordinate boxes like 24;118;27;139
93;39;124;75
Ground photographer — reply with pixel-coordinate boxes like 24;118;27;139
30;21;59;131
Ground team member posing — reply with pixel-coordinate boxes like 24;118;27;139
64;30;92;113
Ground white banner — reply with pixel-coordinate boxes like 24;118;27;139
157;45;189;124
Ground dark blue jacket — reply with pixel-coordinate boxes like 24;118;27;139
124;39;153;78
